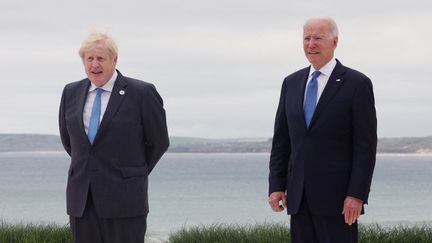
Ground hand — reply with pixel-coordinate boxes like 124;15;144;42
342;196;363;225
268;192;287;212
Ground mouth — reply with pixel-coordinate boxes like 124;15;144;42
91;70;103;75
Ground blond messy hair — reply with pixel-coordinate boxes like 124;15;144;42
78;32;118;59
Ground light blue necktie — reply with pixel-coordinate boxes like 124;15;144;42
88;88;103;144
304;71;321;127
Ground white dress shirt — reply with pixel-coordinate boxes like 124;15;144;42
304;58;337;105
83;71;118;134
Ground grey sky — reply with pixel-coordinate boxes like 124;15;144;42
1;0;431;138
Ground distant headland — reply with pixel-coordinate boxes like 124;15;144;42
0;133;431;154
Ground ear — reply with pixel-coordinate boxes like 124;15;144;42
333;36;338;49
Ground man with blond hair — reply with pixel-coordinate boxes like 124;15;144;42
59;32;169;242
268;17;377;243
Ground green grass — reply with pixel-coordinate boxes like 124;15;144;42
359;224;432;243
168;223;432;243
0;220;71;243
168;223;290;243
1;220;431;243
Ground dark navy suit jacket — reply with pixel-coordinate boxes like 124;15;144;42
59;70;169;218
269;60;377;216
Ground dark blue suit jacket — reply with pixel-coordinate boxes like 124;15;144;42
59;70;169;218
269;60;377;216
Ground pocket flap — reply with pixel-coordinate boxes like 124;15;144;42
121;166;148;178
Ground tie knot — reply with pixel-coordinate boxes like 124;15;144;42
95;88;104;96
312;71;321;79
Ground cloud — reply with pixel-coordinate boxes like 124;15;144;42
0;0;431;137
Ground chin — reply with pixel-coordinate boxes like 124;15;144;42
88;77;103;86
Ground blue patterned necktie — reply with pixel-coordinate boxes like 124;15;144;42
88;88;103;144
304;71;321;127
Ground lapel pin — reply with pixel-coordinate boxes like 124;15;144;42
119;90;125;95
336;78;342;82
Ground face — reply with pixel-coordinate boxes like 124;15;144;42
303;20;338;70
82;42;117;87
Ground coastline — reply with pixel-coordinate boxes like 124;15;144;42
377;152;432;157
1;151;432;156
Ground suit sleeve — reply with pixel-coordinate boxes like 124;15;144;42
347;77;377;203
269;80;291;195
59;86;71;156
141;85;169;174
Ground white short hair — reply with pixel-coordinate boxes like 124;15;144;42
304;17;339;37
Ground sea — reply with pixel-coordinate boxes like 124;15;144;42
1;152;432;241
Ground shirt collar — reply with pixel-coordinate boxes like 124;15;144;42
309;58;337;78
88;70;118;93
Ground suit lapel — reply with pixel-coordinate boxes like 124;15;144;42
297;68;311;131
93;71;128;143
77;80;91;142
308;60;346;128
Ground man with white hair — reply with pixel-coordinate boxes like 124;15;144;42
59;32;169;243
268;17;377;243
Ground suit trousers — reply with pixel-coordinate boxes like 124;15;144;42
69;190;147;243
290;194;358;243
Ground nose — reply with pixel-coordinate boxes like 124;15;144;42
307;40;317;51
309;38;317;46
91;60;100;68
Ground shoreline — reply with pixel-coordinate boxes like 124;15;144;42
2;218;431;227
377;152;432;156
1;151;432;156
